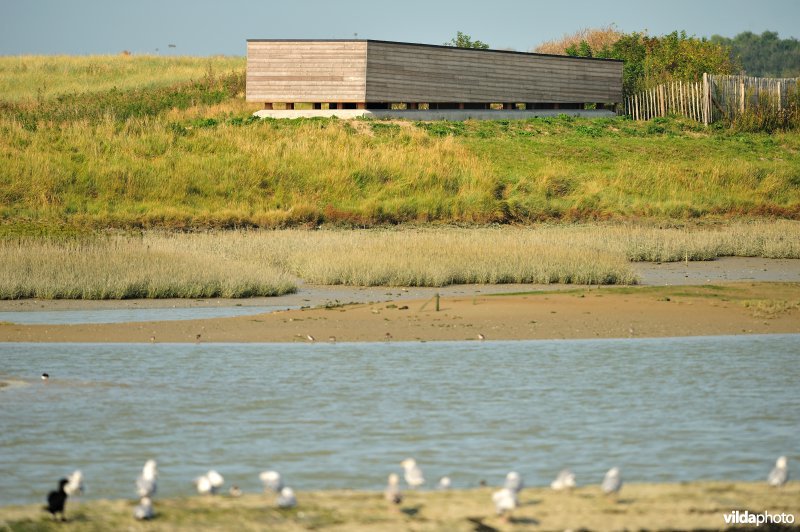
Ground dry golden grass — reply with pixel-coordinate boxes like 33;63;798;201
742;298;800;317
584;220;800;261
0;235;296;299
1;222;799;299
533;25;623;55
274;227;636;286
0;55;244;102
1;482;797;531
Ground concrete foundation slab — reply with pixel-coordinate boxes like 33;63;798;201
252;109;617;121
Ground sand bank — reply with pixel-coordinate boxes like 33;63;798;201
0;282;798;343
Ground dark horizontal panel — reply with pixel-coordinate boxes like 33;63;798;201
365;69;621;86
367;49;621;70
365;76;621;94
366;57;621;76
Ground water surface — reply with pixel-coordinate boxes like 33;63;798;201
0;305;293;325
1;335;797;505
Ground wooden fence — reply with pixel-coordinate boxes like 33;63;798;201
623;74;799;124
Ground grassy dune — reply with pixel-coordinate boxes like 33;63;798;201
0;55;245;102
0;56;799;229
1;482;798;531
1;114;798;228
1;222;798;298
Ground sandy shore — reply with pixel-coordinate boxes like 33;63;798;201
0;258;798;343
0;281;798;343
1;482;797;531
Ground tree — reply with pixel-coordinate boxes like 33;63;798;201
444;31;490;50
711;31;800;77
554;30;736;96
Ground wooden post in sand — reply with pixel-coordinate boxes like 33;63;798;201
435;293;440;312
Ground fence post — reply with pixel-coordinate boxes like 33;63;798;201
739;79;745;114
702;73;709;126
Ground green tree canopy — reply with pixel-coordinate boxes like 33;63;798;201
444;31;490;49
565;30;736;95
711;31;800;77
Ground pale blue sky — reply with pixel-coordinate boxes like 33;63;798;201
2;0;798;56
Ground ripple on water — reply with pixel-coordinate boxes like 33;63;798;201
0;335;797;504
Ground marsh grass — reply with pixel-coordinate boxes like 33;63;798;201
276;228;636;286
1;223;798;298
0;235;296;299
742;298;800;317
587;220;800;261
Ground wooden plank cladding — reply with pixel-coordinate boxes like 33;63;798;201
247;40;367;103
246;39;623;106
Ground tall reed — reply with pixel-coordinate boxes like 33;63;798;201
2;222;798;298
0;235;295;299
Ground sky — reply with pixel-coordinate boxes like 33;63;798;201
1;0;799;56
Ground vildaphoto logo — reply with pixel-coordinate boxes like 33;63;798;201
723;510;796;526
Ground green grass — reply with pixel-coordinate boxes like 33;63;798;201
0;57;798;229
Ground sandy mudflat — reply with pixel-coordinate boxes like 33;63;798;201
0;281;798;343
1;482;797;531
0;258;798;343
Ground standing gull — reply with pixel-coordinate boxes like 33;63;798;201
768;456;789;487
385;473;403;505
136;459;158;498
437;476;452;490
492;487;518;520
401;458;425;489
194;470;224;495
277;487;297;508
550;469;576;491
601;467;622;496
64;470;84;497
259;470;284;493
194;475;213;495
503;471;524;494
133;496;154;520
206;470;224;493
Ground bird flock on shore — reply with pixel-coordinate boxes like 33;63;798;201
44;455;790;522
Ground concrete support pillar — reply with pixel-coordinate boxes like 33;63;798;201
458;103;464;110
264;103;273;110
286;103;294;110
408;102;418;110
356;102;366;110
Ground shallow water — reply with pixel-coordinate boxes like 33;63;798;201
1;335;798;505
0;305;294;325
